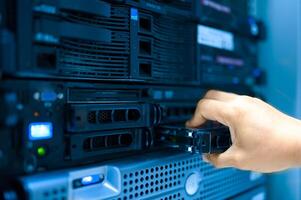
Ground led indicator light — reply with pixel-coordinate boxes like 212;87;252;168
81;175;100;186
41;91;57;102
37;147;47;157
131;8;138;21
73;174;105;189
29;122;53;141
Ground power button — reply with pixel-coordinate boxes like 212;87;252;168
185;172;202;196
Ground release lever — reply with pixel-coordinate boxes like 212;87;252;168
158;122;231;154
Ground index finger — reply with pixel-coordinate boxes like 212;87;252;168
186;99;233;128
204;90;238;102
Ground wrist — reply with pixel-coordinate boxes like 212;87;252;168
287;119;301;167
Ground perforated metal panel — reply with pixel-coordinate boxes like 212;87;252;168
107;151;265;200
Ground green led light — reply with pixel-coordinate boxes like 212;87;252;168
37;146;46;157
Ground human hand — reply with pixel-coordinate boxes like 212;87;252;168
186;90;301;173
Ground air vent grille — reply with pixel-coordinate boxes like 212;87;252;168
115;153;264;200
58;6;130;79
152;15;195;81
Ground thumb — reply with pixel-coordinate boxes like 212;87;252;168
204;148;237;168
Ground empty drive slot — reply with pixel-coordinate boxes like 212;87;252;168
37;52;56;69
139;62;152;77
139;15;152;32
139;39;152;55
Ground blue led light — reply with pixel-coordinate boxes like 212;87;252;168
41;91;57;102
165;91;174;99
28;122;53;141
131;8;138;21
81;175;101;186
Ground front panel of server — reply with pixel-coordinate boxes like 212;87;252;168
0;0;266;200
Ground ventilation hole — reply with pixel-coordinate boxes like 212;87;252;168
98;110;112;123
87;111;96;123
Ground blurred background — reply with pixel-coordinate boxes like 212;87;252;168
254;0;301;199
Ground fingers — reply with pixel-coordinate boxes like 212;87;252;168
204;90;238;102
186;99;233;128
203;147;238;168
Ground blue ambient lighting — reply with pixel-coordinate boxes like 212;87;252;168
28;122;53;141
